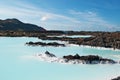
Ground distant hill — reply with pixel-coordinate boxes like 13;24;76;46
0;18;46;31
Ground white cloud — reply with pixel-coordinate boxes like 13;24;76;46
40;15;51;21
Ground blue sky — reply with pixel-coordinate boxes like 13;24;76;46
0;0;120;31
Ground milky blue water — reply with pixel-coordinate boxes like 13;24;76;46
0;37;120;80
48;35;92;38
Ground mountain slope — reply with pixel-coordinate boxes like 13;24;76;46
0;18;46;31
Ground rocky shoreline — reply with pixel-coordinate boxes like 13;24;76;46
39;32;120;50
26;41;65;47
0;31;120;49
35;51;117;64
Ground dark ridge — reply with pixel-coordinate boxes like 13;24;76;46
0;18;46;31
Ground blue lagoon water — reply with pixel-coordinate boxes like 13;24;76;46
48;35;92;38
0;37;120;80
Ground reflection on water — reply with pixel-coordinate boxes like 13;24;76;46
0;37;120;80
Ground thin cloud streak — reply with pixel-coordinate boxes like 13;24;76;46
69;10;119;31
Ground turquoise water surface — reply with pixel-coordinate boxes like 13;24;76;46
0;37;120;80
48;35;92;38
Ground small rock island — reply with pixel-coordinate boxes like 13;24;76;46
26;41;65;47
63;54;116;64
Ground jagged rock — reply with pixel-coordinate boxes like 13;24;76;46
45;51;56;57
63;54;116;64
112;76;120;80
